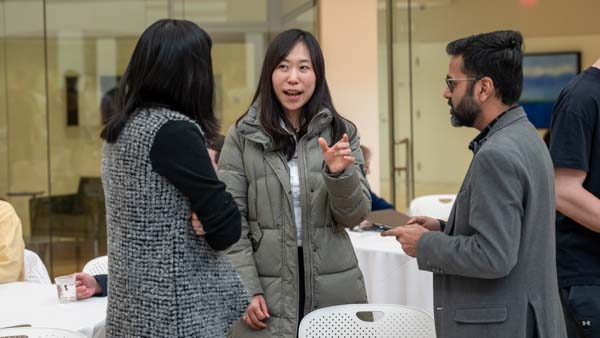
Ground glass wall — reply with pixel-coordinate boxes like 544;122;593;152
379;0;600;211
0;0;317;277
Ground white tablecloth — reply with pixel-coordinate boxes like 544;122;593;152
348;230;434;315
0;282;106;337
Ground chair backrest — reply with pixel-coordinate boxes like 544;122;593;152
299;304;436;338
409;194;456;220
23;249;51;285
82;255;108;275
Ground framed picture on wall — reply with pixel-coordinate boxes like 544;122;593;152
521;52;581;128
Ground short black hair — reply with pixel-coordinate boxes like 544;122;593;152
446;30;524;105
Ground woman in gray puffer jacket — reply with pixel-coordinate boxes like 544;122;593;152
219;29;371;338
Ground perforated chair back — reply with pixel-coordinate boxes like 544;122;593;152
23;249;51;284
298;304;436;338
82;255;108;275
409;194;456;220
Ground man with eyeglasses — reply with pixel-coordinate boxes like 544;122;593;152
382;30;565;338
549;57;600;338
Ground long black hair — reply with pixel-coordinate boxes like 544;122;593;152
101;19;219;143
241;29;349;159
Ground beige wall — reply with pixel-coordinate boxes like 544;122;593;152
322;0;600;206
3;0;599;224
1;36;258;234
319;0;381;194
410;35;600;198
1;0;319;235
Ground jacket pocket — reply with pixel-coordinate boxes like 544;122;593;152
454;305;508;324
248;221;263;252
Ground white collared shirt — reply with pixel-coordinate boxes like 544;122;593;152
280;119;303;246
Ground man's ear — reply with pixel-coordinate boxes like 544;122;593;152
478;77;495;102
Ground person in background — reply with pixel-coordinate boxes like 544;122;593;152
100;87;118;125
382;30;565;337
219;29;371;337
549;56;600;338
360;145;393;211
207;134;226;172
0;198;25;283
99;19;247;337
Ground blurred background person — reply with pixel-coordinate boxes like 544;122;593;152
360;145;393;211
219;29;371;337
100;87;117;125
0;198;25;283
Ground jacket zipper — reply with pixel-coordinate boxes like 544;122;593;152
296;136;313;319
276;151;298;333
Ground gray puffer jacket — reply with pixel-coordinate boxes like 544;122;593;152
219;103;370;337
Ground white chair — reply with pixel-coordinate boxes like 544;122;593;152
82;256;108;276
23;249;51;284
298;304;436;338
0;327;86;338
409;194;456;220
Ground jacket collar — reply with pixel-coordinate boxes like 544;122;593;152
468;105;527;154
237;100;333;148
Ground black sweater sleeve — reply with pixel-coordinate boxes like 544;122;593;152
93;274;108;297
149;120;241;251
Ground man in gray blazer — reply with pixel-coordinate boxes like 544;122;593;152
383;30;566;338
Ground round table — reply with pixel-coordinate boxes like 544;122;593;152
347;229;434;315
0;282;106;337
0;327;86;338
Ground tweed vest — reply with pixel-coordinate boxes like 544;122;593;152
102;108;248;337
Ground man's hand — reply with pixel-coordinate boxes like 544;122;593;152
242;294;271;330
75;272;101;299
406;216;441;231
381;224;429;257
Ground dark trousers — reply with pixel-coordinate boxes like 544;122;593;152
298;247;305;320
560;285;600;338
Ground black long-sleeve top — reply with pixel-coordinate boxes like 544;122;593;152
149;120;241;251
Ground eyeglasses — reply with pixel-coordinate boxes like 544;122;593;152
445;77;481;92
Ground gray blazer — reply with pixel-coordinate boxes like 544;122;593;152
416;107;566;338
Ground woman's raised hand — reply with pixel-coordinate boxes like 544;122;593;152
318;133;355;175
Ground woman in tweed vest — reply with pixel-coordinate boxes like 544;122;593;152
100;19;248;337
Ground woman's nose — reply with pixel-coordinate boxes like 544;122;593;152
287;68;299;83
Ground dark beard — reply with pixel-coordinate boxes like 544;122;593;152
449;91;481;127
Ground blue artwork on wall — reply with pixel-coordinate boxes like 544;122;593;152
521;52;580;128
